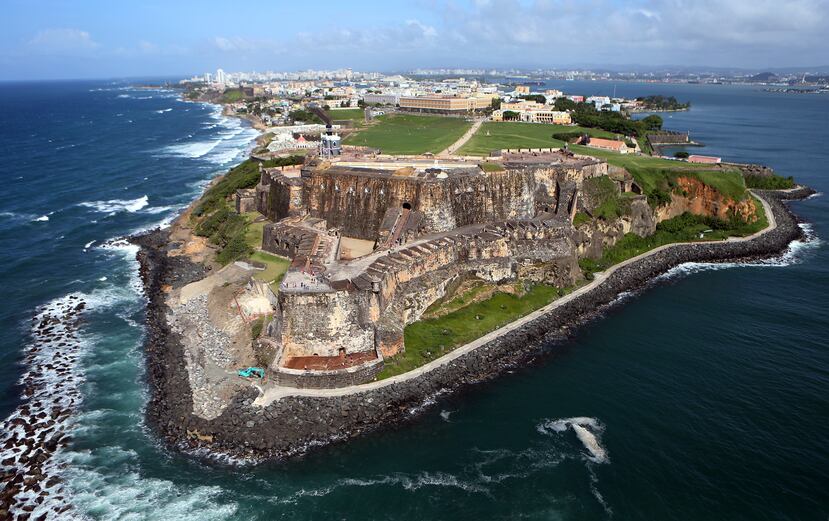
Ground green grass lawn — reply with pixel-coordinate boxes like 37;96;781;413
479;162;505;172
567;144;747;202
249;251;290;287
242;212;266;249
221;89;245;103
342;114;472;154
457;122;618;156
329;108;367;122
377;284;572;379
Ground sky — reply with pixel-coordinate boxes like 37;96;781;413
1;0;828;80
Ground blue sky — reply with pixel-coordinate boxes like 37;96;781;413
2;0;828;80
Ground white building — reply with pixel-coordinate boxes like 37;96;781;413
363;93;400;106
216;68;227;86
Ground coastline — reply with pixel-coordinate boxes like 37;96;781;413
131;179;814;462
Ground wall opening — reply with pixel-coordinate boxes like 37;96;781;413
402;202;412;210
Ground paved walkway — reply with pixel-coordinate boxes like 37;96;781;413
253;192;777;406
438;119;484;157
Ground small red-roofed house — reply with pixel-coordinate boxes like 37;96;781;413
586;137;630;154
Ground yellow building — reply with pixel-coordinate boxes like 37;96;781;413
398;94;494;113
492;106;572;125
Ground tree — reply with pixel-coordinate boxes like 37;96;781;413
502;110;520;121
641;114;664;131
554;97;578;111
519;94;546;104
674;151;690;159
491;97;502;110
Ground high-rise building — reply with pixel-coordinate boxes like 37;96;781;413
204;73;212;83
216;68;227;85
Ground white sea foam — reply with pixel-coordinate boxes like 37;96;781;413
657;222;821;281
537;417;608;464
33;214;49;222
142;204;176;215
79;195;149;214
440;409;453;421
280;471;489;504
84;240;96;249
162;103;259;163
164;138;224;159
155;108;172;113
60;462;238;521
0;293;91;518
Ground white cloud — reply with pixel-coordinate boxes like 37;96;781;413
426;0;829;67
28;28;98;52
212;36;284;54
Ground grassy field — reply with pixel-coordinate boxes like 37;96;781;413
343;114;472;154
377;283;571;379
249;251;290;289
329;108;367;122
221;89;245;103
566;144;748;203
457;122;618;156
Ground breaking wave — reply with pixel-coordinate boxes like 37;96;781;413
160;105;258;164
79;195;149;214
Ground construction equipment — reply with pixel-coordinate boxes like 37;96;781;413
238;367;265;379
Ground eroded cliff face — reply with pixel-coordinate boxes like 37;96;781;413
656;176;757;223
575;196;656;259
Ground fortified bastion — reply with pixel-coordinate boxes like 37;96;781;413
251;150;626;388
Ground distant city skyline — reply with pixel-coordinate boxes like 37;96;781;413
2;0;829;81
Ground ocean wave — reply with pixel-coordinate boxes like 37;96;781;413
155;108;172;114
142;204;177;215
60;464;238;521
79;195;149;214
163;138;224;159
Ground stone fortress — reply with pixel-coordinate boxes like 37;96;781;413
249;148;655;388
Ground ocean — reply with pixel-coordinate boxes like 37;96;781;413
0;80;826;520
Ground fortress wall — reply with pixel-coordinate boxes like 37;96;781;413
302;171;425;240
275;291;377;359
269;220;582;363
267;177;303;222
298;168;553;240
436;171;536;231
370;224;580;358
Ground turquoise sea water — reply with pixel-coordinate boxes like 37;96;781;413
0;80;827;520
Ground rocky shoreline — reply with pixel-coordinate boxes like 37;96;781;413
132;187;813;464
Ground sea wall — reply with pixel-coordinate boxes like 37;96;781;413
134;189;811;463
